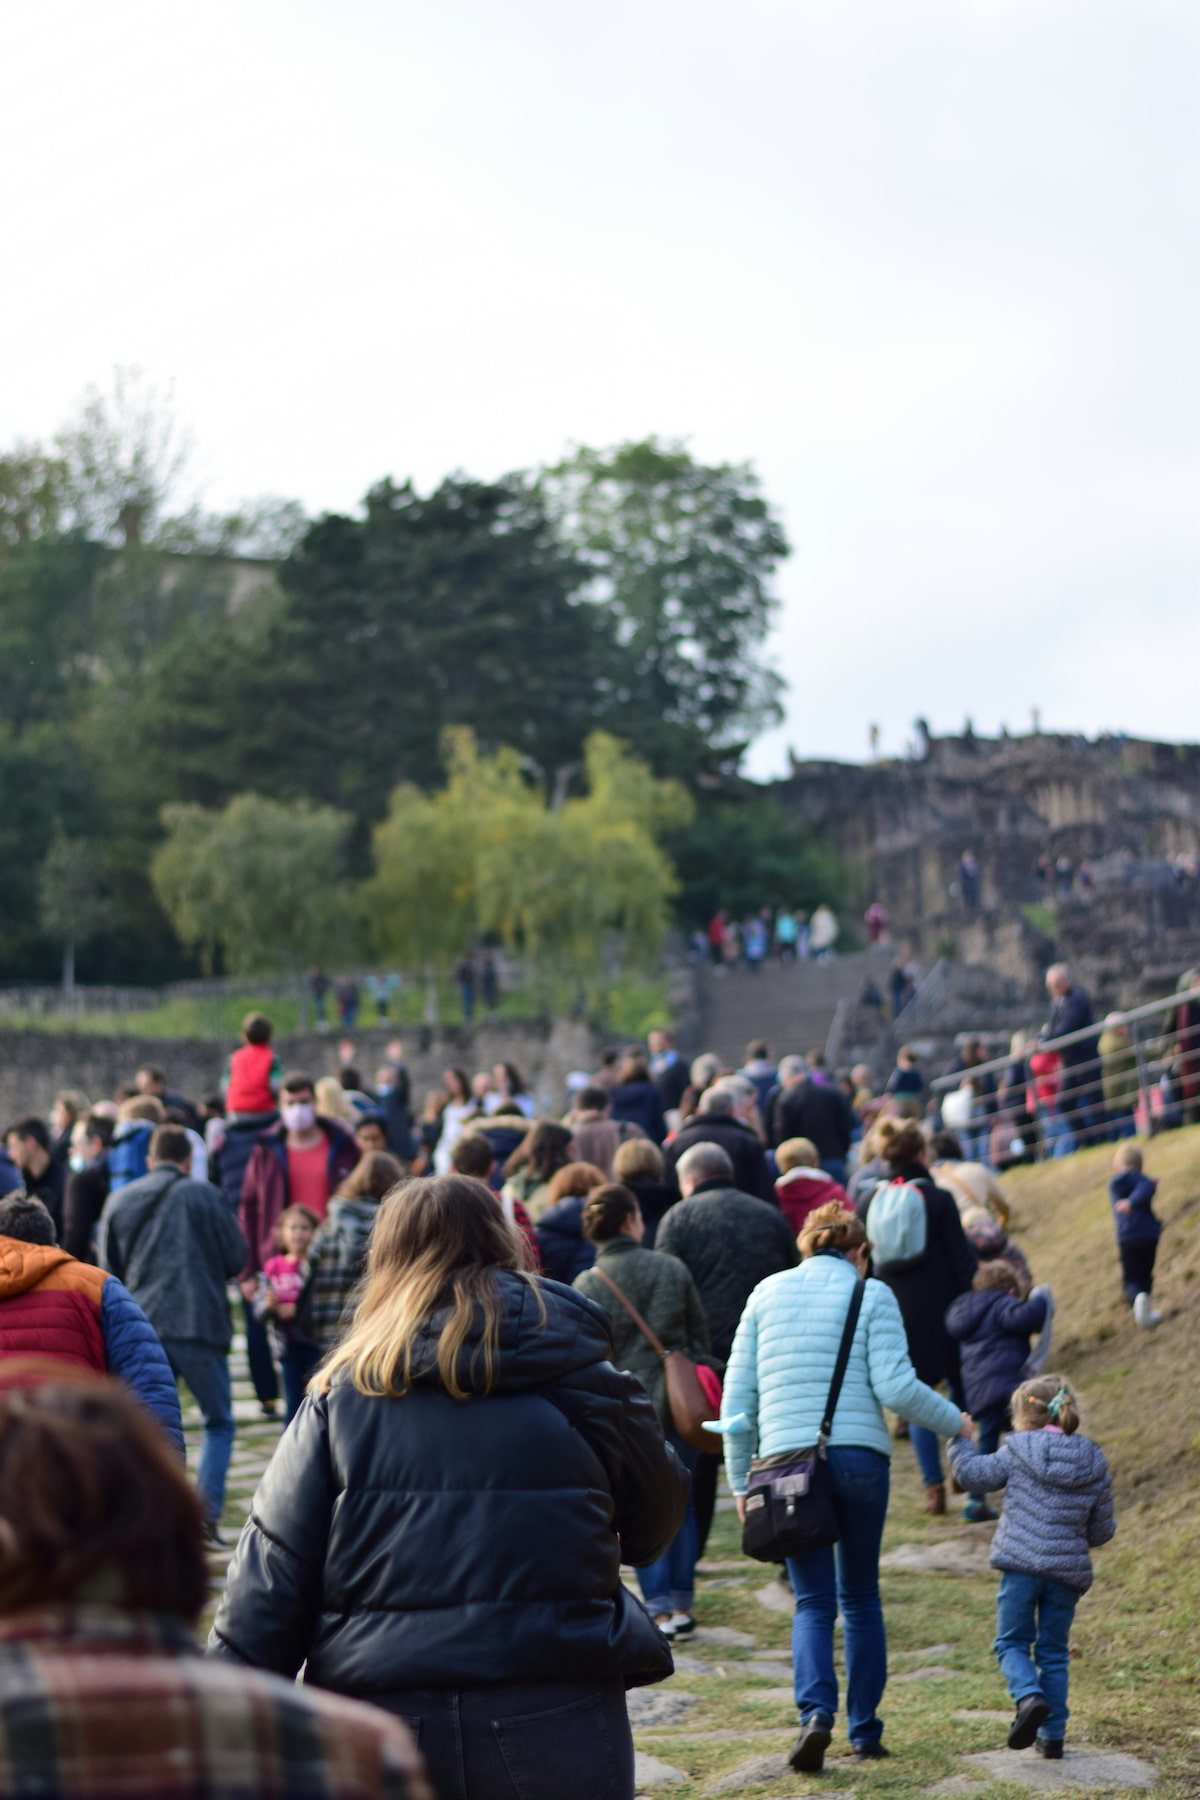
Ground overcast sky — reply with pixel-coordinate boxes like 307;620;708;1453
6;0;1197;776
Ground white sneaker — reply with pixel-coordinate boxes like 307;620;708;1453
654;1612;676;1639
1133;1292;1161;1328
669;1611;696;1637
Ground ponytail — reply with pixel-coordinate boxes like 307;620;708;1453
1012;1374;1080;1435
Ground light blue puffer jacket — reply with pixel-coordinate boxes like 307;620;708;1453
721;1252;964;1493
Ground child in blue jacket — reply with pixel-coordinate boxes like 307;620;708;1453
1109;1142;1162;1327
946;1262;1051;1522
950;1375;1114;1762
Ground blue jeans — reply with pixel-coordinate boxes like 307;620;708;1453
280;1338;322;1423
160;1339;235;1522
994;1570;1079;1740
636;1433;698;1615
785;1446;890;1747
240;1294;279;1408
911;1376;964;1485
382;1681;633;1800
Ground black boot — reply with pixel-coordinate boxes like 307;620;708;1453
1035;1737;1064;1760
1008;1693;1050;1749
789;1713;833;1772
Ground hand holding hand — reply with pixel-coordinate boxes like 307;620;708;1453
735;1495;747;1524
959;1412;975;1439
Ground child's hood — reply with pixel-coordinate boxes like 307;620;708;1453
1110;1170;1157;1204
1007;1430;1108;1492
945;1288;1008;1337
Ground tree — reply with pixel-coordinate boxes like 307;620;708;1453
37;830;113;995
665;792;844;928
55;366;194;547
542;438;790;773
151;794;354;978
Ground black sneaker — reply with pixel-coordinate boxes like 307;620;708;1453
1035;1737;1064;1760
852;1741;891;1760
202;1520;228;1551
1008;1693;1050;1750
789;1713;833;1773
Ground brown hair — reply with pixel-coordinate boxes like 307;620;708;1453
335;1151;405;1203
148;1125;192;1168
973;1259;1020;1294
278;1204;320;1235
546;1161;607;1205
241;1011;272;1045
616;1053;651;1085
450;1133;496;1179
797;1199;868;1261
119;1096;165;1125
0;1367;207;1620
1012;1374;1080;1434
877;1117;926;1171
504;1120;573;1181
612;1137;665;1181
313;1176;543;1401
582;1182;640;1242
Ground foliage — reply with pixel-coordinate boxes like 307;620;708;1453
37;831;113;988
365;730;691;1010
542;438;789;773
665;792;844;926
152;794;354;976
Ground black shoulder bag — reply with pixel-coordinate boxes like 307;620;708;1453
741;1277;866;1562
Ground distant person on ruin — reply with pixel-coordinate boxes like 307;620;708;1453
1167;971;1200;1126
809;903;838;959
454;954;477;1022
774;907;799;960
1098;1014;1139;1138
648;1027;690;1116
609;1054;668;1145
707;909;726;965
742;912;768;972
864;900;888;943
739;1039;778;1112
885;1046;925;1117
959;851;981;910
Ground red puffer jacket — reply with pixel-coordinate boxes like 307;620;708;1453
0;1239;106;1368
774;1165;851;1235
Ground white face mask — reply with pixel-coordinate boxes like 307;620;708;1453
282;1102;317;1134
69;1152;87;1172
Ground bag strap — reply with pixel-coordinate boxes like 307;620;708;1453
118;1170;186;1272
817;1278;866;1451
591;1265;670;1360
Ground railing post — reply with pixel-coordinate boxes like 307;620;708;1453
1132;1014;1156;1137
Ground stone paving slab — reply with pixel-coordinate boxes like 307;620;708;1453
879;1538;995;1576
690;1626;759;1649
892;1664;959;1682
959;1746;1156;1790
627;1690;701;1728
755;1581;794;1615
633;1750;688;1786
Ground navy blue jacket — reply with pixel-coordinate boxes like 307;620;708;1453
609;1081;667;1146
534;1196;595;1285
211;1274;688;1694
1109;1171;1161;1244
945;1286;1049;1415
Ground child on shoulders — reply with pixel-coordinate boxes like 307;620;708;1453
1109;1142;1163;1328
949;1375;1115;1761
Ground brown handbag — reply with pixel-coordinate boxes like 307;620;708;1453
591;1266;721;1455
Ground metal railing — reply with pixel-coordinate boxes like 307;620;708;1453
929;985;1200;1160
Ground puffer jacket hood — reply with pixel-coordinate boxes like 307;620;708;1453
406;1271;614;1396
1007;1427;1108;1492
774;1166;849;1232
0;1239;74;1298
945;1285;1048;1415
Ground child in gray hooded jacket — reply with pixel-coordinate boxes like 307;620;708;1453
950;1374;1115;1761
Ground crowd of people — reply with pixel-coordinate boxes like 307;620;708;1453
694;902;841;969
0;994;1146;1794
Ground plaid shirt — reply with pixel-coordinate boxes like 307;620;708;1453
302;1197;378;1350
0;1606;431;1800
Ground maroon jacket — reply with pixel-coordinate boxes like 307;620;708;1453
238;1119;360;1280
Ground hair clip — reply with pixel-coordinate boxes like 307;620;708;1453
1046;1389;1068;1420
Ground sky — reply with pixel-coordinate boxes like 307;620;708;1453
6;0;1199;777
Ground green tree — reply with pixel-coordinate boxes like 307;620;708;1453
37;830;113;995
542;439;789;773
665;792;843;928
151;794;354;978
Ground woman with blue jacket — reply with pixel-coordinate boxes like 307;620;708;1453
721;1201;970;1772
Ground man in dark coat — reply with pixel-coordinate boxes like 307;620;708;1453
1045;964;1098;1145
656;1141;798;1550
649;1029;690;1115
663;1081;775;1203
770;1062;855;1183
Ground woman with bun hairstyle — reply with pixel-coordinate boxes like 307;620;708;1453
720;1202;971;1772
856;1118;977;1515
573;1184;715;1643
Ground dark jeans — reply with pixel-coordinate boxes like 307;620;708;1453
160;1339;234;1522
241;1295;279;1408
692;1450;720;1558
785;1446;890;1748
994;1570;1079;1740
280;1338;322;1422
636;1432;698;1616
1119;1240;1158;1303
383;1680;634;1800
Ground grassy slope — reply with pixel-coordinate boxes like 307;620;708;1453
629;1133;1200;1797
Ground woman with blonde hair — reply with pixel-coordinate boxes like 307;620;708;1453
719;1201;970;1773
213;1175;688;1800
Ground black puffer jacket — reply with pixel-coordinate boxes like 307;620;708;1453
210;1272;687;1696
664;1116;775;1203
859;1165;976;1388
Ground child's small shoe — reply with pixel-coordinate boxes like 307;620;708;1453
1007;1692;1050;1749
961;1499;999;1523
1133;1292;1162;1328
1035;1737;1064;1760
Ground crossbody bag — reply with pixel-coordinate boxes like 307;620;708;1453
591;1265;721;1455
741;1277;866;1561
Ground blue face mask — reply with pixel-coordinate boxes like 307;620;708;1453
376;1084;393;1098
